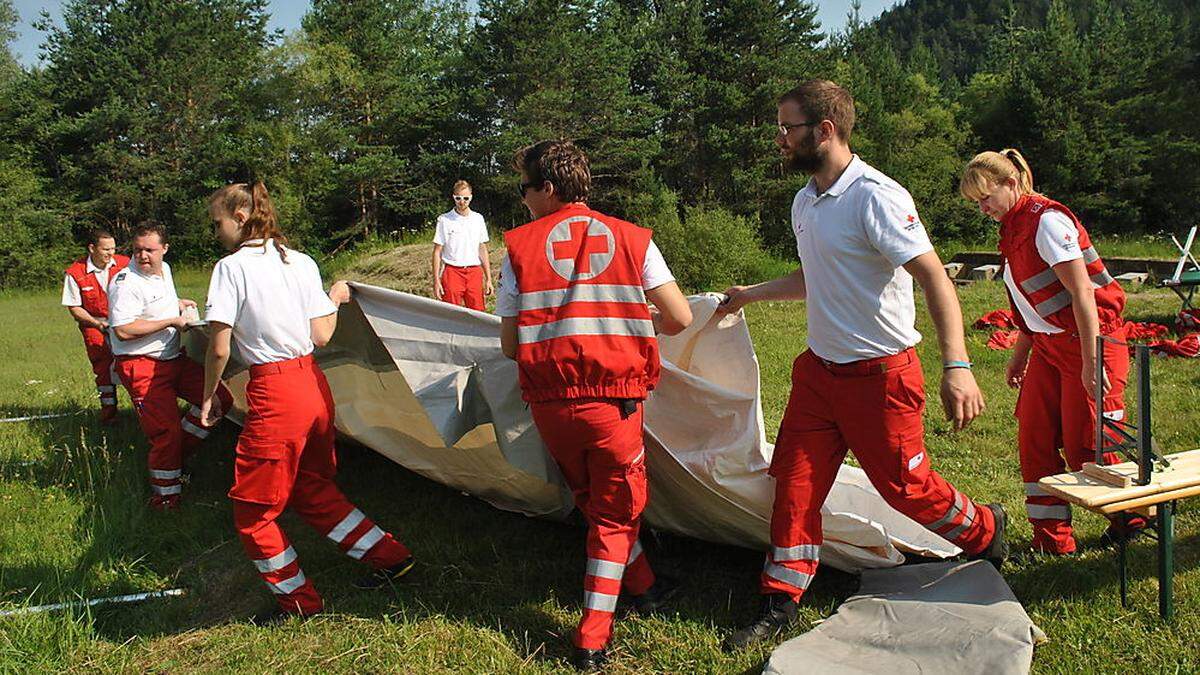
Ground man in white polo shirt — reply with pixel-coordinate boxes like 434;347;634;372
108;221;232;510
719;80;1008;650
432;179;492;310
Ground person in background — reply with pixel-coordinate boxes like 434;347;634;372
959;148;1140;554
62;228;130;425
432;179;492;310
108;221;232;509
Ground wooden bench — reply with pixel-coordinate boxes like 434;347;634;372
1039;449;1200;620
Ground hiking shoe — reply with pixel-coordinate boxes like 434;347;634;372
970;503;1009;569
1101;514;1149;547
722;593;797;651
99;405;118;426
631;575;681;615
570;647;608;672
352;556;415;590
148;494;180;511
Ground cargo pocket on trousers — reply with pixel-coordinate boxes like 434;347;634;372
895;430;930;499
228;437;288;505
625;459;649;519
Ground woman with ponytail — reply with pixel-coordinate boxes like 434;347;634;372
960;150;1140;554
200;181;415;621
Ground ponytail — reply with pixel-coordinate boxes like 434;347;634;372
959;148;1040;202
209;181;289;261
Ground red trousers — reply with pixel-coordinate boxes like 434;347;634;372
440;264;485;310
765;349;996;600
115;354;233;505
231;355;411;615
80;327;119;417
1018;325;1129;553
530;398;655;651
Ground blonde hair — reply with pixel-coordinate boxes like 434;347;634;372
209;181;289;260
452;179;472;194
959;148;1036;201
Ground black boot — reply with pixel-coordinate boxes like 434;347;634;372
570;647;608;672
722;593;797;651
631;575;680;615
969;503;1009;569
352;556;416;590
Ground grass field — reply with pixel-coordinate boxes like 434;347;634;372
2;249;1199;673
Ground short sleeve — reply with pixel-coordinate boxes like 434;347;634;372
106;271;142;328
203;259;243;327
61;274;81;307
642;239;676;291
301;257;338;319
863;184;934;268
433;216;446;246
476;214;490;243
1035;211;1084;267
494;255;519;317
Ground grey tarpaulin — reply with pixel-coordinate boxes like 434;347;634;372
763;561;1046;675
192;284;960;573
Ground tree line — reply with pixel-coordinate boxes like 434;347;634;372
0;0;1196;289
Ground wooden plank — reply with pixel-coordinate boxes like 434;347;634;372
1100;483;1200;515
1081;462;1133;488
1038;449;1200;508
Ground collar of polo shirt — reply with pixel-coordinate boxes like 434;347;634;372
86;256;113;274
802;154;867;199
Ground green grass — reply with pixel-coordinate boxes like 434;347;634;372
2;250;1200;672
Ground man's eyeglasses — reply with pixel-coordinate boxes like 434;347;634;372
777;121;819;135
518;180;541;197
453;195;472;202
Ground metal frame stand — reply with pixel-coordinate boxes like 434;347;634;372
1100;338;1176;620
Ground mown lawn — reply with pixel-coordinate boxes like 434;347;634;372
1;254;1199;673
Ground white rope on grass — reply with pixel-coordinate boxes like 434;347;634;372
0;412;81;423
0;588;187;617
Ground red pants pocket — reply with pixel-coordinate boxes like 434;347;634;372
229;436;290;506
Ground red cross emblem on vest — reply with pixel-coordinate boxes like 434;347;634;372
545;216;616;281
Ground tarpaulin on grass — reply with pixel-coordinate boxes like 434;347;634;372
201;284;959;573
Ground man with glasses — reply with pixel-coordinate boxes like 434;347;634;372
432;180;492;310
717;79;1008;650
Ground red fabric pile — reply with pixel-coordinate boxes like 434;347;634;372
1125;322;1170;340
974;309;1015;330
986;330;1019;350
1177;308;1200;333
1149;333;1200;358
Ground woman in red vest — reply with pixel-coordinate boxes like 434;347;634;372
62;229;130;424
960;149;1140;554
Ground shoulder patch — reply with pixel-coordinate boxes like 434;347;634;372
113;270;128;283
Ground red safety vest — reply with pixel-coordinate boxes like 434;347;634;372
998;194;1124;334
64;254;130;321
505;203;660;403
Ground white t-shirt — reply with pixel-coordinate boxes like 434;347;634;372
204;240;337;366
494;239;674;318
1002;210;1084;334
433;209;489;267
107;262;182;359
61;257;117;307
792;155;934;363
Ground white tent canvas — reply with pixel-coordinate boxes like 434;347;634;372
201;284;958;573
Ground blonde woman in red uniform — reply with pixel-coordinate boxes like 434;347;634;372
960;149;1141;554
199;181;414;621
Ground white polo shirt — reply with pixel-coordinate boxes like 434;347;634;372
792;155;934;364
61;257;117;307
204;240;337;365
107;261;183;359
1002;210;1084;334
434;209;489;267
494;239;675;317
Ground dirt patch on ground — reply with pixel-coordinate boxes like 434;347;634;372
339;243;506;302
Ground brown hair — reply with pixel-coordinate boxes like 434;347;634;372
131;220;167;245
512;140;590;203
779;79;856;141
452;179;472;194
208;181;289;260
959;148;1037;202
88;227;115;246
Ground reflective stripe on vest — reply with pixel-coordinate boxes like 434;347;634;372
517;284;646;311
517;316;655;345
